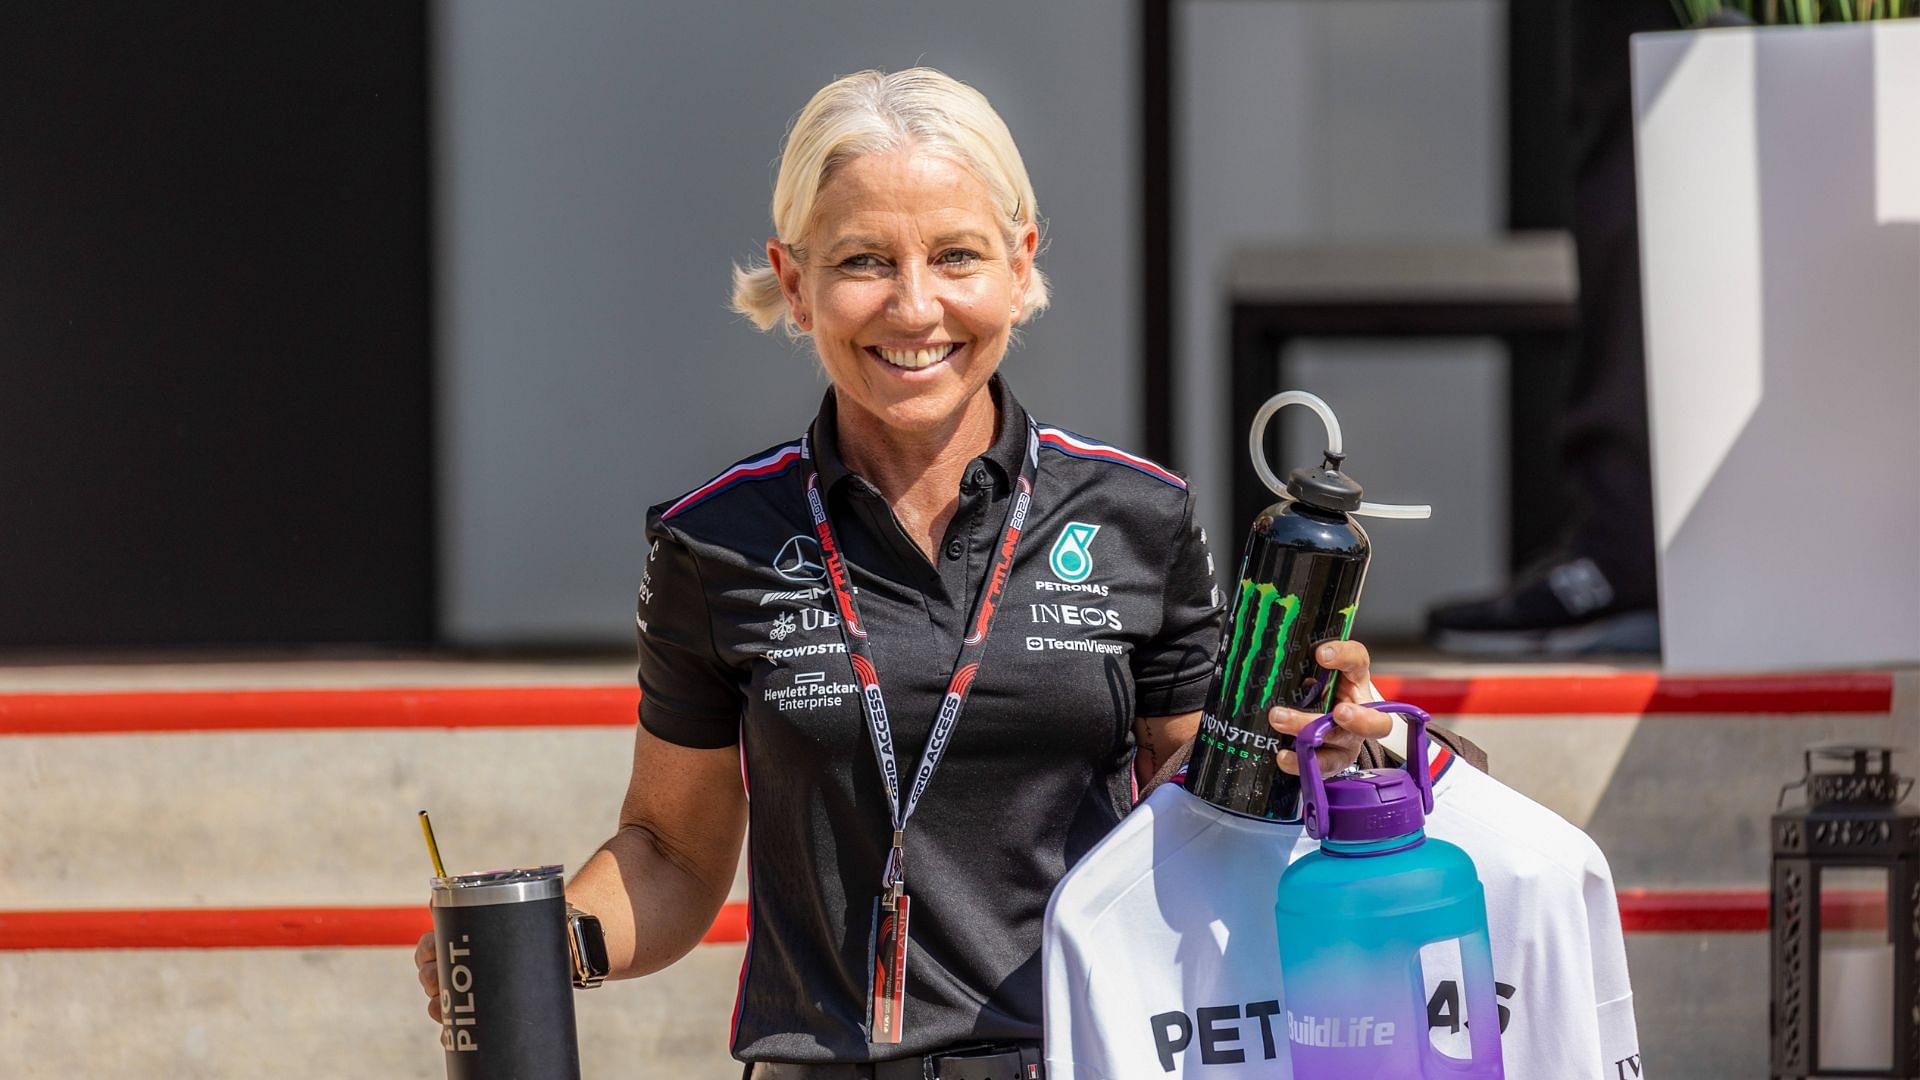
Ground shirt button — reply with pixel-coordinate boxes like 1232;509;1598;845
945;539;965;560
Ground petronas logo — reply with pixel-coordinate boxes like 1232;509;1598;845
1049;522;1101;583
1218;581;1302;715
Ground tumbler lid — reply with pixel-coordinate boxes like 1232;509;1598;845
430;864;566;907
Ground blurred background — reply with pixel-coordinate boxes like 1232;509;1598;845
3;2;1915;1078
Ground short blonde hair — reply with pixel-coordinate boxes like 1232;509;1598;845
731;67;1050;337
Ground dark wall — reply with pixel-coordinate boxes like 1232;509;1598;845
0;5;433;648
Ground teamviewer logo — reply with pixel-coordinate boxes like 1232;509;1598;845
1026;637;1044;651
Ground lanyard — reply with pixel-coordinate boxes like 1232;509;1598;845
800;418;1039;896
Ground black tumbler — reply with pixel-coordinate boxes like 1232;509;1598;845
430;865;581;1080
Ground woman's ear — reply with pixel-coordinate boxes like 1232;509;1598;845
767;238;807;323
1011;223;1038;294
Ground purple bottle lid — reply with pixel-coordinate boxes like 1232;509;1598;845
1296;702;1436;846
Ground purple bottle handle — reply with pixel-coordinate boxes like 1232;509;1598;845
1295;701;1435;840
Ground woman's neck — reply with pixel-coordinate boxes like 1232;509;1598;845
835;385;999;561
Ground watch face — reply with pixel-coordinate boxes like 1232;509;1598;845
569;913;610;983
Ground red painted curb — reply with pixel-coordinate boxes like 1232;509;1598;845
7;890;1871;949
0;671;1894;736
0;687;637;736
1615;887;1887;934
1373;672;1893;717
0;903;751;950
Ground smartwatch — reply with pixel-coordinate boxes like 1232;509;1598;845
566;903;610;989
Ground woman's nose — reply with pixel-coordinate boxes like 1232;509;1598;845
888;260;942;327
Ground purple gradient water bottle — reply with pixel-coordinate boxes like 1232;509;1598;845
1275;702;1504;1079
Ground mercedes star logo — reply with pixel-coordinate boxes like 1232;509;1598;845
774;535;827;582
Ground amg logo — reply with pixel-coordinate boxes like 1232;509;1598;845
1028;603;1123;632
760;586;829;606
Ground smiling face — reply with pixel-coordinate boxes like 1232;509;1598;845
769;149;1037;437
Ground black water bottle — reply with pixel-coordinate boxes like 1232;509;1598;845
1185;391;1430;820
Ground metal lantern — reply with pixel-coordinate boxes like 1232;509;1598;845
1772;743;1920;1078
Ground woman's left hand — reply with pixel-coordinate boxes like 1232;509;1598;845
1267;640;1392;777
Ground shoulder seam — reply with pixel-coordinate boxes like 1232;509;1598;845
1035;426;1186;490
661;442;804;520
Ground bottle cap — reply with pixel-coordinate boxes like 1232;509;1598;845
1250;391;1431;520
1285;452;1365;513
1296;702;1437;846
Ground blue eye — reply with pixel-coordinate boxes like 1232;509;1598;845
839;254;880;270
940;249;981;264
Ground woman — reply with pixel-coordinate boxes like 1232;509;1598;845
414;67;1395;1076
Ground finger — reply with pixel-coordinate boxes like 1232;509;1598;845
418;961;439;996
1276;748;1300;775
1331;702;1392;741
414;936;435;967
1267;706;1321;735
1315;639;1372;681
427;995;442;1024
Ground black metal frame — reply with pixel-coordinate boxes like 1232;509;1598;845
1771;753;1920;1078
1140;0;1576;565
1228;299;1577;550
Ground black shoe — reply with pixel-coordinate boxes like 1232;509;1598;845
1425;555;1659;657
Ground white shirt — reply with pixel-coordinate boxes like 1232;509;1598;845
1042;750;1642;1079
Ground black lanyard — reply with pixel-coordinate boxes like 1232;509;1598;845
800;418;1039;897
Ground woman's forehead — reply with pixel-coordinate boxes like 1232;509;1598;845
808;151;999;240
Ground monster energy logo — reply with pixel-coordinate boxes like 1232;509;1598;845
1217;584;1362;716
1219;582;1301;715
1320;603;1361;710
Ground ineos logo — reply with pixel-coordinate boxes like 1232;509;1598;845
773;535;826;582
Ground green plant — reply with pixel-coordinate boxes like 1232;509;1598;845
1672;0;1913;25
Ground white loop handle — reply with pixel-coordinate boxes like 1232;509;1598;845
1248;391;1432;520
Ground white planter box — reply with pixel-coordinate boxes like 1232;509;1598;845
1632;21;1920;673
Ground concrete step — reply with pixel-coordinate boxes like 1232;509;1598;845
1;660;1913;1078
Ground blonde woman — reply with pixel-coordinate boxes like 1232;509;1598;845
415;68;1395;1077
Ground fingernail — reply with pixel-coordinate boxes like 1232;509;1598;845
1318;645;1335;662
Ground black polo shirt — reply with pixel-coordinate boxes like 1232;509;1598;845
635;376;1222;1063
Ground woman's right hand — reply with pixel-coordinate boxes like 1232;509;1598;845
414;931;442;1024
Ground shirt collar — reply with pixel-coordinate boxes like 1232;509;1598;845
808;373;1029;496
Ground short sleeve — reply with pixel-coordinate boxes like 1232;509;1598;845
1131;488;1225;716
635;514;745;748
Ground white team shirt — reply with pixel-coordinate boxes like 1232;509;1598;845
1042;750;1642;1079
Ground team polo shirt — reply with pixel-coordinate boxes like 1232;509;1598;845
1042;748;1643;1079
635;376;1224;1063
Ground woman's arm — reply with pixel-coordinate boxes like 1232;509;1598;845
414;725;743;1021
566;725;747;981
1133;710;1201;790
